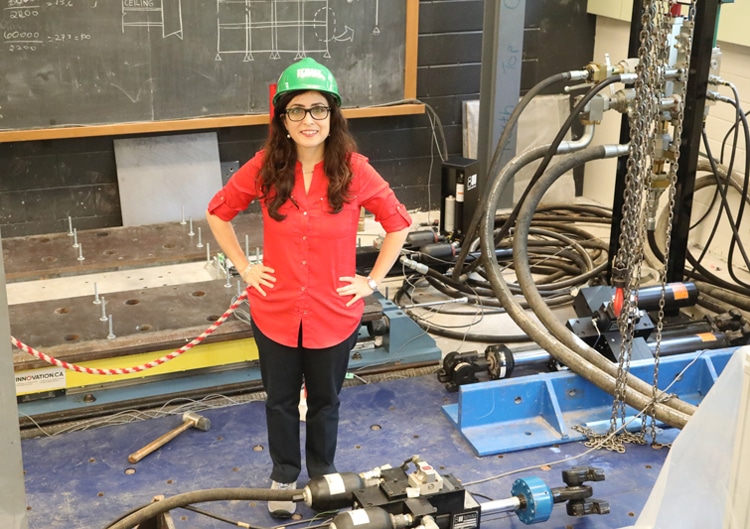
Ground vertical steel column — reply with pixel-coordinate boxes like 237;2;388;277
476;0;526;209
666;0;721;282
0;236;29;529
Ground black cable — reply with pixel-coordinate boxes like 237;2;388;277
719;87;750;286
648;229;750;298
489;75;624;252
453;70;582;277
694;131;736;266
179;505;267;529
698;126;750;288
650;166;750;297
719;110;749;166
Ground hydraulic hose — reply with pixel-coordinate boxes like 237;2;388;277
455;143;551;282
105;487;299;529
453;70;589;277
652;160;750;297
482;81;617;262
693;281;750;312
694;290;750;321
480;144;694;428
449;145;598;303
512;145;698;421
516;227;596;290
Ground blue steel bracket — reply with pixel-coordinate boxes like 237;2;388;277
442;347;735;456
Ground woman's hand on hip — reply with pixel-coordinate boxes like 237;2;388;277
337;275;376;307
241;264;276;296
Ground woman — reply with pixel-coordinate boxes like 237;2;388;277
205;57;412;517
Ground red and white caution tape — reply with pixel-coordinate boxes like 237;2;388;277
11;291;248;376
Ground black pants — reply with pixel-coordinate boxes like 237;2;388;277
252;320;358;483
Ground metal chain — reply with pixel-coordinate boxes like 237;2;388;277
603;0;696;452
642;0;675;445
608;0;660;452
645;0;697;446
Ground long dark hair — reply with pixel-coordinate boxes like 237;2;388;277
259;91;358;221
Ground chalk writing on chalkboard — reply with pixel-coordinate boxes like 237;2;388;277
0;0;406;131
121;0;184;39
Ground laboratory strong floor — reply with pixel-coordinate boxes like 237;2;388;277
20;369;680;529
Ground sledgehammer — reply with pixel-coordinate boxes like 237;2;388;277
128;411;211;463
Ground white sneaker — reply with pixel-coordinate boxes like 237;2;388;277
268;480;297;518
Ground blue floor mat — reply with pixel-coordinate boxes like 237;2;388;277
21;373;678;529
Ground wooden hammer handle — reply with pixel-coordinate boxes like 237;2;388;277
127;420;193;463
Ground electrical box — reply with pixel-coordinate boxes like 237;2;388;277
440;157;479;238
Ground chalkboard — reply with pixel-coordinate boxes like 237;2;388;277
0;0;419;139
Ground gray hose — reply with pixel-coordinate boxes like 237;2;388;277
480;144;693;428
510;145;697;425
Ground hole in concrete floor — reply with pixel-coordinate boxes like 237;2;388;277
64;334;79;341
41;256;57;262
192;291;206;297
136;324;152;332
207;315;219;322
103;249;116;256
163;243;176;249
96;232;109;237
55;307;70;315
125;299;140;305
38;237;50;243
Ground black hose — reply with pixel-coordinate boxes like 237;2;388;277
105;488;301;529
693;281;750;312
486;77;623;254
652;161;750;297
514;146;700;421
456;144;551;282
700;129;750;288
480;143;694;428
453;71;580;277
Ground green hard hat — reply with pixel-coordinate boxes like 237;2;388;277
273;57;341;107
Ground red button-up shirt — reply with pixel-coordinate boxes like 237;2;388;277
207;151;412;349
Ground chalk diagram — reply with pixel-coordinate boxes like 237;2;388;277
121;0;184;39
215;0;381;62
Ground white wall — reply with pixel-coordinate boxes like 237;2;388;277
583;15;750;268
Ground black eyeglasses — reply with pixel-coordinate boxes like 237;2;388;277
285;106;331;122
